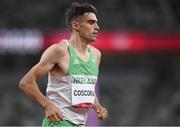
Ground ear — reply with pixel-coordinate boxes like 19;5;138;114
71;20;80;31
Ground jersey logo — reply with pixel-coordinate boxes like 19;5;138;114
73;58;79;65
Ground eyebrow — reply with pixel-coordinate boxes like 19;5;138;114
87;19;97;22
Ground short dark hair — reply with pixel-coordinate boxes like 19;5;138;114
65;1;97;27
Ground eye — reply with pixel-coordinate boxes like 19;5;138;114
88;20;96;25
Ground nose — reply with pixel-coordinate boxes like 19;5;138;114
95;23;100;30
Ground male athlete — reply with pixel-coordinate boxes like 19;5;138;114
19;1;108;126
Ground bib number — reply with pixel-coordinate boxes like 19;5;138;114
71;83;95;107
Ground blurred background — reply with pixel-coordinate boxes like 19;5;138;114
0;0;180;126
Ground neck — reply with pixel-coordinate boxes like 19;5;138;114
69;32;88;54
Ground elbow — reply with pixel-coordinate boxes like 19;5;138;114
19;79;25;90
19;79;28;91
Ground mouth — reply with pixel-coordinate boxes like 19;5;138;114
92;32;98;37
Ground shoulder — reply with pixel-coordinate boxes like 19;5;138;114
40;40;68;63
43;40;68;57
88;45;101;65
88;45;101;58
88;45;101;57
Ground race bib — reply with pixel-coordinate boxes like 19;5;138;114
71;83;95;107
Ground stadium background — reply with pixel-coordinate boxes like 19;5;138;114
0;0;180;126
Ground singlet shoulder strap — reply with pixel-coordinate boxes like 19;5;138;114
87;47;97;63
64;40;74;53
64;39;69;46
64;40;77;64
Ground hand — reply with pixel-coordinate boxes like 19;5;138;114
44;101;64;123
93;104;108;120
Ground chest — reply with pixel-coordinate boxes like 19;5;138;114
67;56;99;76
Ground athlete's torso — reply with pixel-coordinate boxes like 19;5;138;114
46;40;99;125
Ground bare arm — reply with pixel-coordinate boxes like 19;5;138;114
90;46;108;120
19;43;66;122
93;96;108;120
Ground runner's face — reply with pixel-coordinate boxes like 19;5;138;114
77;12;99;42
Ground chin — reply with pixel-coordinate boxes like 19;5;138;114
89;37;96;42
85;37;96;43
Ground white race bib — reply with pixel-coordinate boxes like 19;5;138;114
71;83;95;106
